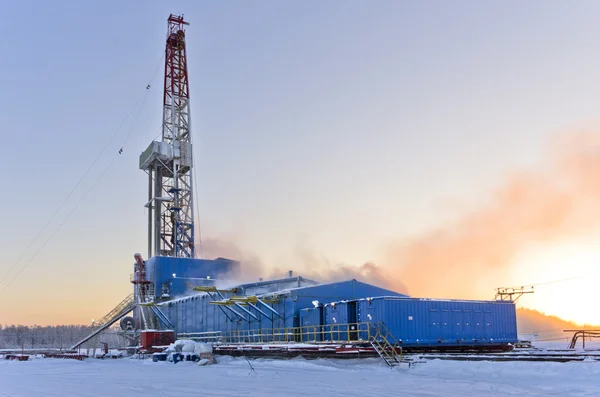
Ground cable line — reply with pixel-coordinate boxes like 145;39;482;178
0;54;165;293
0;101;139;288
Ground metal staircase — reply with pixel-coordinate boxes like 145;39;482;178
369;322;403;367
70;294;136;350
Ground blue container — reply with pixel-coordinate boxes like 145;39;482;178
323;301;358;341
323;301;357;325
167;278;215;298
356;297;518;348
300;307;323;342
144;256;240;299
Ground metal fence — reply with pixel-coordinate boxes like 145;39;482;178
177;331;223;343
177;322;379;344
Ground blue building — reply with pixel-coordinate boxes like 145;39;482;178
354;296;517;348
157;278;405;336
144;256;240;298
137;257;518;350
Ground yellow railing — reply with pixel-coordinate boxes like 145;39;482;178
96;294;134;327
369;322;403;365
178;322;379;344
177;322;402;366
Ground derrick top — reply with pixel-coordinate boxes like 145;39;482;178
168;14;189;28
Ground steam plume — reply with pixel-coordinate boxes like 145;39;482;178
384;131;600;298
201;131;600;300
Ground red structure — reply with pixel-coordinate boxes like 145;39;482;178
131;253;152;294
131;253;153;330
140;330;175;352
163;14;190;133
143;13;195;261
4;355;29;361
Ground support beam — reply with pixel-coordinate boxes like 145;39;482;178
234;302;259;321
247;303;271;320
205;292;233;322
208;291;248;321
257;299;284;320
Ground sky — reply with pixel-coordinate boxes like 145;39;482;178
2;0;600;326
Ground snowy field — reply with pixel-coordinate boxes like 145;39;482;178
1;354;600;397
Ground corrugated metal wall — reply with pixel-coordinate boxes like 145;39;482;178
168;278;214;297
157;279;403;338
323;302;356;325
158;292;291;338
144;256;239;299
356;297;517;346
323;301;357;341
154;279;517;348
300;307;323;342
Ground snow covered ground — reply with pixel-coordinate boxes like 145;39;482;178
1;354;599;397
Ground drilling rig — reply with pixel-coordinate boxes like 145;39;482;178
71;14;239;352
134;14;195;331
140;14;195;260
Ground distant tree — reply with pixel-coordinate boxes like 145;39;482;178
0;324;131;350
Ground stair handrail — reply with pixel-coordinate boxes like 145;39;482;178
369;322;402;366
95;294;134;327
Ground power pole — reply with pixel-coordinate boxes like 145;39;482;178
494;286;535;302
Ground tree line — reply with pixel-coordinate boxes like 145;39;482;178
0;324;129;350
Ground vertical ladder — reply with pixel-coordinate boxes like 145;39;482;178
369;322;402;367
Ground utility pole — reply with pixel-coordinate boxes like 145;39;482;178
494;286;534;302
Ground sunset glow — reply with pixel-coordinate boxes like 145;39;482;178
2;2;600;329
508;237;600;326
